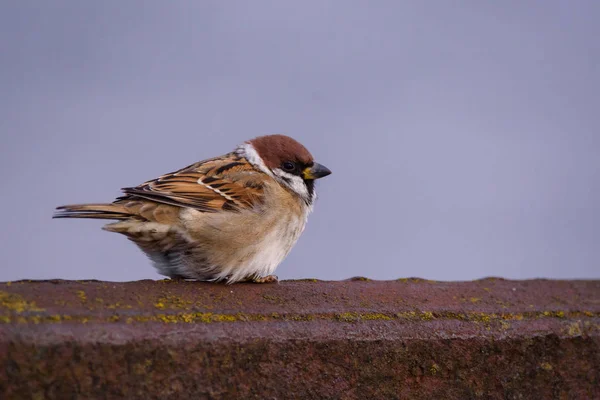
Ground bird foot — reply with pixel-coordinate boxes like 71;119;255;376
249;275;279;284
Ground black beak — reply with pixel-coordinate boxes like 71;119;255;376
303;163;332;180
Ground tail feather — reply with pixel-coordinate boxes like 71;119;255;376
53;203;132;220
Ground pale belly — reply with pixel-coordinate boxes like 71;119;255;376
146;207;308;283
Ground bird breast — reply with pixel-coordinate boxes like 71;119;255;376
179;188;310;282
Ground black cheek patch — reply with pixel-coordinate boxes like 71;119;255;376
305;179;315;201
279;175;293;185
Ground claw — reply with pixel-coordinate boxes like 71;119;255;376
250;275;279;284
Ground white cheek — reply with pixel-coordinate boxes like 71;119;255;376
272;168;310;200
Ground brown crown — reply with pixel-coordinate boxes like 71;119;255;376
248;134;314;169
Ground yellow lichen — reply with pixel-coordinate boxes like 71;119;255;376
336;312;392;322
336;312;358;322
75;290;87;303
148;312;241;324
212;314;237;322
287;314;314;321
361;313;392;321
396;311;417;319
540;362;553;371
106;302;132;310
2;299;597;326
430;363;440;375
504;313;523;321
0;291;44;313
542;311;565;318
471;312;493;323
180;313;194;323
153;295;193;310
421;311;434;321
157;314;179;323
566;321;582;337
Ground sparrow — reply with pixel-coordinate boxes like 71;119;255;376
54;134;331;284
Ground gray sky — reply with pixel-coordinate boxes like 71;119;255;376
1;1;599;282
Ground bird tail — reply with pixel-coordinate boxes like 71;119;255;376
53;203;132;220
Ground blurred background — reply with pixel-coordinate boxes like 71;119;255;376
1;1;598;282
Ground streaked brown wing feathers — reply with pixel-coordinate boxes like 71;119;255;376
119;153;264;212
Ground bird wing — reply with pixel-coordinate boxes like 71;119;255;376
118;153;266;213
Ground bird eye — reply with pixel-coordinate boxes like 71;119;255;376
282;161;296;171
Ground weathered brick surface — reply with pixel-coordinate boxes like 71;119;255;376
1;278;599;399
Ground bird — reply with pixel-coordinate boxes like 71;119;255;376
53;134;331;284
